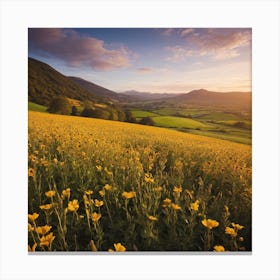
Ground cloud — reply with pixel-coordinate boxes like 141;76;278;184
180;28;194;37
160;28;174;36
137;67;154;73
166;28;251;61
28;28;131;70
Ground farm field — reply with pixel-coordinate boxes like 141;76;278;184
131;108;251;144
28;111;252;252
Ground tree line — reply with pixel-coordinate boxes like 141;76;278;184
47;96;155;126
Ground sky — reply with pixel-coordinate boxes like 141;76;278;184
28;28;251;93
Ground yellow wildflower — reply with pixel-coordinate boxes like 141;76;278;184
144;173;155;183
40;232;55;247
201;219;219;229
109;243;126;252
36;225;52;235
61;188;71;199
53;158;58;164
28;243;37;252
85;190;93;195
239;237;244;242
104;184;112;191
148;215;158;221
28;168;35;177
99;190;105;197
94;199;104;207
68;199;79;212
190;200;200;211
162;198;172;207
122;191;136;199
225;227;237;237
171;203;181;210
28;213;39;222
173;186;182;193
39;203;53;210
28;223;34;232
45;190;56;198
231;223;244;230
91;212;101;223
213;245;225;252
96;165;102;171
154;186;163;192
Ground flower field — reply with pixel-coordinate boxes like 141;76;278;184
28;111;252;252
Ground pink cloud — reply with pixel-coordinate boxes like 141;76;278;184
180;28;194;37
137;67;154;73
166;29;251;61
29;28;131;70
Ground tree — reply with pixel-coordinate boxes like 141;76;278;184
47;96;71;115
125;111;137;123
71;106;78;116
140;117;155;126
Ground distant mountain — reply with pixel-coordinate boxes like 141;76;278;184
120;90;180;100
28;57;98;106
68;76;122;103
159;89;252;111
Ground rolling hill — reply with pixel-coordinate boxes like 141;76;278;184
162;89;252;112
68;76;122;103
28;57;125;106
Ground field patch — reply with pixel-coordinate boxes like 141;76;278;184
28;102;47;112
152;116;211;129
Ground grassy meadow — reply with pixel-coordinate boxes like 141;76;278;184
28;111;252;252
131;108;252;145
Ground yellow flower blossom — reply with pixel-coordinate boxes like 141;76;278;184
99;190;105;197
148;215;158;221
45;190;55;198
91;212;102;223
28;223;34;232
213;245;225;252
225;227;237;237
28;168;35;177
239;237;244;242
122;191;136;199
36;225;52;235
96;165;102;171
231;223;244;230
85;190;93;195
108;243;126;252
104;184;112;191
68;199;79;212
162;198;172;207
190;200;200;211
39;203;53;210
201;219;219;229
94;199;104;207
61;188;71;199
40;232;55;247
153;186;163;192
173;186;182;193
28;213;39;222
171;203;181;210
28;243;37;252
144;173;155;183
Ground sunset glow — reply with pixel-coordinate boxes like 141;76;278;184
29;28;251;93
